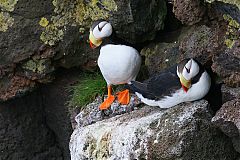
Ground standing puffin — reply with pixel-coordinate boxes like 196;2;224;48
128;58;211;108
89;20;141;110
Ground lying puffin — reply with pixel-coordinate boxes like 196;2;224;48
89;20;141;110
128;58;211;108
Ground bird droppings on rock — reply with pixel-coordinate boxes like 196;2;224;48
73;95;142;129
70;100;238;160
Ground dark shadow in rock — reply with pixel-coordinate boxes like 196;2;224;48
40;67;83;160
0;91;63;160
212;2;240;23
204;60;223;114
155;2;183;43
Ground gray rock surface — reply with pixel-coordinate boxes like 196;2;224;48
206;0;240;23
0;0;167;101
0;91;63;160
141;42;180;75
212;86;240;153
70;100;238;160
0;69;82;160
110;0;167;43
212;43;240;87
140;24;225;75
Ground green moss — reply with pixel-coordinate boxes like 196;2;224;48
0;0;18;12
0;11;13;32
68;73;106;109
22;59;49;74
206;0;240;9
223;14;240;48
40;0;117;45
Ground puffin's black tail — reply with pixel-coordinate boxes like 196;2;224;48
126;81;149;95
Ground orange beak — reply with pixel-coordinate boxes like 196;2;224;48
181;83;189;92
89;40;97;49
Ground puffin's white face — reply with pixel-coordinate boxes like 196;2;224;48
181;59;199;81
177;59;200;92
92;21;112;39
89;21;113;49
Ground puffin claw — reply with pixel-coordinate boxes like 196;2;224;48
117;89;130;105
99;95;115;110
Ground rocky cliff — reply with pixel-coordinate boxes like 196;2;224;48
0;0;239;159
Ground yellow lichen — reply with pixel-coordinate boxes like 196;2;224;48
223;14;240;48
0;0;18;12
40;0;117;45
205;0;240;10
40;24;64;46
0;0;18;32
39;17;49;27
22;59;49;74
92;132;111;159
0;11;13;32
74;0;117;26
22;60;37;72
224;39;235;49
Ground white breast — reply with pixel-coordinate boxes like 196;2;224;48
98;44;141;85
136;71;211;108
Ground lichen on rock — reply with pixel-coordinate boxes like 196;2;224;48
0;0;18;12
0;0;18;32
39;17;49;27
223;14;240;48
0;11;13;31
40;24;64;46
74;0;117;26
206;0;240;10
22;59;49;74
40;0;117;45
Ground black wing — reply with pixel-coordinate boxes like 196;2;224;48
129;65;181;100
147;71;181;99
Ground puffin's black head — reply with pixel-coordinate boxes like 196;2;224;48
177;58;203;92
89;20;113;49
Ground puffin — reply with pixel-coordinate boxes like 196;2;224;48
128;58;211;108
89;20;141;110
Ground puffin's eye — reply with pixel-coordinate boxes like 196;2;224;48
97;25;102;31
185;66;190;73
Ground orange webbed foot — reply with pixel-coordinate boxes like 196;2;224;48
99;95;115;110
117;89;130;105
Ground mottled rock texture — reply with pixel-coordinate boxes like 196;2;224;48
70;100;238;160
0;0;167;101
0;91;63;160
141;24;226;75
212;86;240;153
212;43;240;87
0;69;81;160
211;1;240;23
141;42;179;75
173;0;206;25
110;0;167;43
